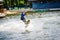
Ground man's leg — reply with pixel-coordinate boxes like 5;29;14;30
22;19;26;24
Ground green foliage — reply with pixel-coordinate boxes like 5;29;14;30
20;1;24;4
4;0;26;7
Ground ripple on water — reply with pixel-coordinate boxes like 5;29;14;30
0;12;60;40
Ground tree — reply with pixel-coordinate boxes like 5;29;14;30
4;0;29;9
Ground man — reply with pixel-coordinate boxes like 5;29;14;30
21;12;26;23
20;11;30;28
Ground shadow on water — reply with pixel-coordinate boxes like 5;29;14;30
0;31;12;40
0;31;33;40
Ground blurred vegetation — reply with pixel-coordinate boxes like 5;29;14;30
4;0;29;9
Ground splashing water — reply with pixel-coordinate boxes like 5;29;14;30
0;11;60;40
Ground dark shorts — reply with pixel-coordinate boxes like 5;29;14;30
21;18;26;22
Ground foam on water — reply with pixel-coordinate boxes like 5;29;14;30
0;18;43;32
0;16;60;32
0;11;60;40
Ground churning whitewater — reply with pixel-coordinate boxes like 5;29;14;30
0;11;60;40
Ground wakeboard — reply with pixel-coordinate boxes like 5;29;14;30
25;20;30;28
